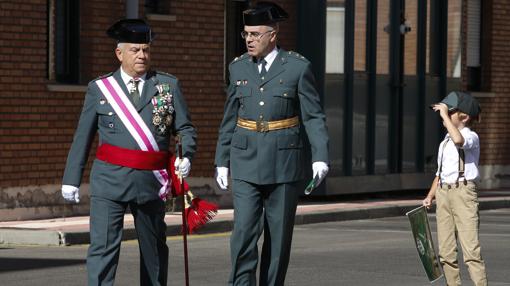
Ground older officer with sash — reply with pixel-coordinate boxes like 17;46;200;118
215;2;329;285
61;19;196;286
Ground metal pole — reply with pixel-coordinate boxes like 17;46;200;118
388;0;405;173
416;0;428;172
343;0;355;176
366;0;378;175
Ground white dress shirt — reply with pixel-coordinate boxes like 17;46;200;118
436;127;480;183
120;67;146;96
258;47;279;73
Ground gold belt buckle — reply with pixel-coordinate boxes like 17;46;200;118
256;120;269;132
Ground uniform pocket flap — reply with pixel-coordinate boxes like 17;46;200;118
277;135;302;149
272;87;296;98
231;134;248;150
96;105;116;115
235;86;252;98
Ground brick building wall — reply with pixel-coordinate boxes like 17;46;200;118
1;0;509;220
457;0;510;189
459;0;510;188
475;0;510;166
0;1;60;187
0;0;298;220
0;0;296;186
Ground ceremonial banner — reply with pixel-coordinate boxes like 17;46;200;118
406;206;443;283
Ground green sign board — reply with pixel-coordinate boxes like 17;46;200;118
406;206;443;283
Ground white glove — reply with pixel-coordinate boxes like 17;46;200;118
312;161;329;187
174;157;191;178
61;185;80;203
215;167;229;191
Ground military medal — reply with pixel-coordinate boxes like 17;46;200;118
152;83;174;135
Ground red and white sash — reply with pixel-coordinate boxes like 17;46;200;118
95;76;170;200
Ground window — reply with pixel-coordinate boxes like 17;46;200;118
447;0;462;78
49;0;80;84
324;0;346;173
224;0;249;83
145;0;170;15
325;1;345;74
466;0;482;91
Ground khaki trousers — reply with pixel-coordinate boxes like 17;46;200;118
436;181;488;286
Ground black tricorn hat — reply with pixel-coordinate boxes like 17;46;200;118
106;19;155;43
243;1;289;26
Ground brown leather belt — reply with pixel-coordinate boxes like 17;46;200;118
237;116;299;132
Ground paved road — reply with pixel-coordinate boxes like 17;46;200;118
0;208;508;285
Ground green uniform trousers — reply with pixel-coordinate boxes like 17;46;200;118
228;180;300;286
87;196;168;286
436;182;488;286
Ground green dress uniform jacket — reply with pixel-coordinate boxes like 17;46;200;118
215;49;329;286
215;49;329;182
62;69;196;203
62;69;196;286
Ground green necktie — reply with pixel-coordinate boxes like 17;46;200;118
129;78;141;106
259;58;267;77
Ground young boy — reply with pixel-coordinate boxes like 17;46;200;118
423;91;487;286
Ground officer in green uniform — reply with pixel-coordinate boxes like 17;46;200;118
61;19;196;286
214;2;329;285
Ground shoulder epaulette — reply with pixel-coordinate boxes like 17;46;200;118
156;70;177;79
231;53;249;64
286;51;308;62
92;72;113;82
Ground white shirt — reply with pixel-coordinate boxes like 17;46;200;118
435;127;480;183
120;67;146;96
258;47;278;73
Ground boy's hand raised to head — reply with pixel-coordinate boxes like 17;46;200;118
431;103;449;119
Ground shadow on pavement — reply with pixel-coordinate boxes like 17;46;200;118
0;257;86;272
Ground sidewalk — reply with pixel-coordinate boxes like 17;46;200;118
1;189;509;246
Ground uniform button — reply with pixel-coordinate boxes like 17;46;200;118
261;76;265;80
260;87;264;92
108;112;113;116
259;101;265;106
290;143;295;147
259;115;263;119
108;123;114;128
283;93;288;97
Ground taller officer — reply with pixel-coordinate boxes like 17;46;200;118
214;2;330;285
61;19;196;286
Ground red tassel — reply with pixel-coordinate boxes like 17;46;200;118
168;154;218;233
185;198;218;234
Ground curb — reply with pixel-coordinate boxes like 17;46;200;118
0;228;64;246
2;198;509;246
